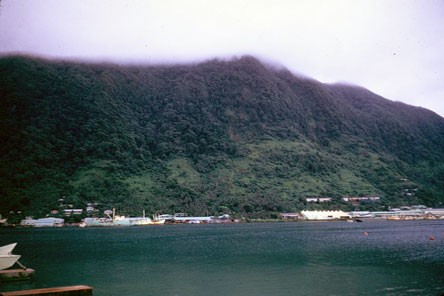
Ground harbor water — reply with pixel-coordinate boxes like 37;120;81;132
1;220;444;295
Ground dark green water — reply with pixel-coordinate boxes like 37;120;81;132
1;221;444;295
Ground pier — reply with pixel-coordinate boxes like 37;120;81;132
0;285;92;296
0;269;35;282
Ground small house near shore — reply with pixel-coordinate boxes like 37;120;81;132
306;197;332;203
342;196;380;202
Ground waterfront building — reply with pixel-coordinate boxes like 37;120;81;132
300;210;349;220
424;208;444;218
372;209;424;219
279;213;300;220
172;216;212;223
20;217;64;227
157;214;174;220
20;217;36;227
348;211;374;218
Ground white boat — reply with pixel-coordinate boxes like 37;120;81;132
129;217;154;226
83;216;165;227
151;219;165;225
131;210;165;225
0;254;20;270
83;209;166;227
0;243;17;255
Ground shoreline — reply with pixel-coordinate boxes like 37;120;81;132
2;217;443;229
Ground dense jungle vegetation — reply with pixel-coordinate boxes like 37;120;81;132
1;55;443;219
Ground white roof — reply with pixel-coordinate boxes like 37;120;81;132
173;216;212;221
301;210;349;220
36;218;64;222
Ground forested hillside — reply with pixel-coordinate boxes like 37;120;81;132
1;55;443;218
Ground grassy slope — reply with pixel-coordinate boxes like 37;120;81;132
114;137;421;216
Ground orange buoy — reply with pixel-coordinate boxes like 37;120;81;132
364;232;368;236
430;235;435;240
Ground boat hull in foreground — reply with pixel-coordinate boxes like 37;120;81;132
0;243;17;255
0;255;21;270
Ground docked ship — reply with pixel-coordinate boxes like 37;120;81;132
82;209;165;227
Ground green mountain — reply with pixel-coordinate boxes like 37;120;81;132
1;55;443;218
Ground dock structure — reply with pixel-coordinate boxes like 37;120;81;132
0;285;92;296
0;269;35;282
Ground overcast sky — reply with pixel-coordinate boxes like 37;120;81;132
1;0;443;117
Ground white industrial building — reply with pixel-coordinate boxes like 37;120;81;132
20;217;64;227
301;210;350;220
